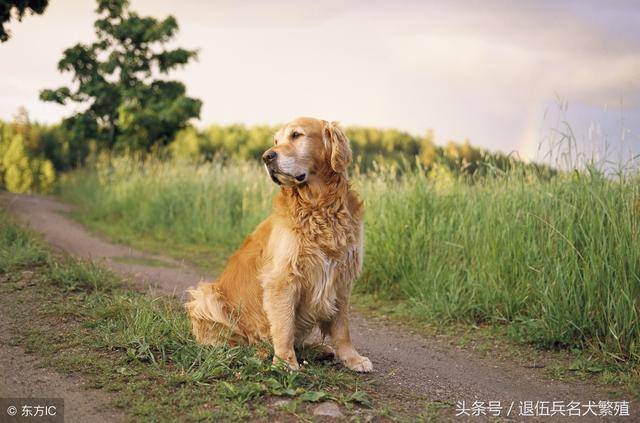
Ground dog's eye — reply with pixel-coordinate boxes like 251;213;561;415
274;138;278;145
291;131;302;140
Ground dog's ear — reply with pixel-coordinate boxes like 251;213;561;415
323;121;352;173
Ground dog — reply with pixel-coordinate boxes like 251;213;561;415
185;117;371;372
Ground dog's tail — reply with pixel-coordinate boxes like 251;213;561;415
185;283;241;346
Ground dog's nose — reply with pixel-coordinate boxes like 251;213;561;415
262;150;277;163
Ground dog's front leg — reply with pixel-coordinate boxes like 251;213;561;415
321;285;372;373
263;281;299;370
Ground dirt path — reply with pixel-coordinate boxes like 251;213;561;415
0;304;124;423
1;193;625;420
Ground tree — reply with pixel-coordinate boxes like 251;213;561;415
40;0;201;152
0;0;48;42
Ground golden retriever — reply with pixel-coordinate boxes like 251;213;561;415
185;117;371;372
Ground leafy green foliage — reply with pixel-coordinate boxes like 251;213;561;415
0;109;56;192
40;0;201;151
1;107;548;177
0;0;48;42
170;123;554;176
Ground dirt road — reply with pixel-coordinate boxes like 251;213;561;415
0;314;124;423
1;193;624;420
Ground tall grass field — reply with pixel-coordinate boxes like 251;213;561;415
59;157;640;365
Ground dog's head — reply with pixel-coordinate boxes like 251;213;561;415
262;117;352;187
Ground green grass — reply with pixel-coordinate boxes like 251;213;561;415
0;210;409;421
58;157;640;370
61;159;640;370
360;168;640;361
0;213;49;272
59;158;275;271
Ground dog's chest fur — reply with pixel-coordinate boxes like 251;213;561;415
298;250;340;323
292;203;361;329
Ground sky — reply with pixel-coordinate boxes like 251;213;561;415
1;0;639;164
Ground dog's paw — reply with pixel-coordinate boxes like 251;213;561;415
343;355;373;373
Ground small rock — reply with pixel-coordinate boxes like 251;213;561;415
312;401;344;419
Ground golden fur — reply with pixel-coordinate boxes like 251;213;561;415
185;117;371;372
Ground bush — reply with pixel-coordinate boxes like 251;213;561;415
0;118;56;193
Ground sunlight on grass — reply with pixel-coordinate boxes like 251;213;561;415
58;157;640;366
